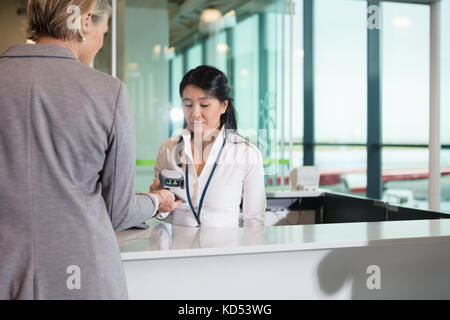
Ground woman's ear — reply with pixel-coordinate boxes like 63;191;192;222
220;100;228;115
80;13;93;38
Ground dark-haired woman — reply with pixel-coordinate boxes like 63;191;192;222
151;65;266;228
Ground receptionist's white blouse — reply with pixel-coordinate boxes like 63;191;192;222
154;126;266;227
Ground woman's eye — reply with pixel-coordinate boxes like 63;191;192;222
201;105;209;108
184;105;192;108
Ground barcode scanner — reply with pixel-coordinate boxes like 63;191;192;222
159;169;184;190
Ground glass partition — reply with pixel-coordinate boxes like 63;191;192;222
381;2;431;209
314;0;367;196
315;0;367;145
117;0;170;191
381;2;430;145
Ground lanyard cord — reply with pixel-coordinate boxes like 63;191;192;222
185;138;226;227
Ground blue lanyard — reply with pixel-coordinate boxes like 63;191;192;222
185;138;226;226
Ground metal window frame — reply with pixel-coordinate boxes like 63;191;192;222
367;1;382;199
258;13;270;153
303;0;314;166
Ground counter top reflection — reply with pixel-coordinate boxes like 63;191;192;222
117;217;450;261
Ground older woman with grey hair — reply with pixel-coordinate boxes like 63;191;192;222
0;0;179;299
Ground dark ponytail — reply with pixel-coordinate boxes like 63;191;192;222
179;65;237;130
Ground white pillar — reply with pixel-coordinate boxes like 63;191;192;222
429;1;441;212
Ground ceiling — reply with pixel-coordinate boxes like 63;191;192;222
168;0;279;50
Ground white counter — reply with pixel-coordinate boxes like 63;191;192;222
118;218;450;260
117;218;450;299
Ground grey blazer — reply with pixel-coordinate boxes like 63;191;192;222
0;44;156;299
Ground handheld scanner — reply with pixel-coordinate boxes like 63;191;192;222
159;169;184;189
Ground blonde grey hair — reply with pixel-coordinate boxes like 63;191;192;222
27;0;111;42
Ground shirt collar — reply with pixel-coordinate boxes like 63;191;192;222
182;126;226;164
0;44;77;60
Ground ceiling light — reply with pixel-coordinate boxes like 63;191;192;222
199;8;223;34
216;43;229;53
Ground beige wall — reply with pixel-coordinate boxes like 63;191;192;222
0;0;27;53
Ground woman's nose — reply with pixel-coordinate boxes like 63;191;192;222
192;104;202;119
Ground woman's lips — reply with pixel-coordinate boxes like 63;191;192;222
191;121;206;127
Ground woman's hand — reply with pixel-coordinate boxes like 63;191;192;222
150;179;182;212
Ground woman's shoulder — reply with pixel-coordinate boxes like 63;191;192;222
81;64;122;92
159;135;183;151
225;130;263;157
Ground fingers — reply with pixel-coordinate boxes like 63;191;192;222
172;199;182;210
164;199;182;212
149;179;183;213
149;179;161;192
160;189;175;202
156;189;178;212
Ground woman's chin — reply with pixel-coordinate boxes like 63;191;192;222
190;123;206;132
